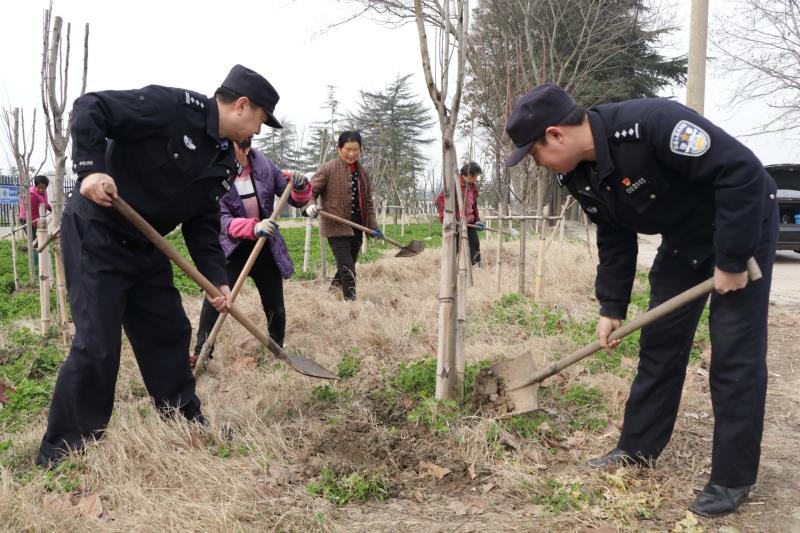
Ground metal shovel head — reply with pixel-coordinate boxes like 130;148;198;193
393;239;425;257
470;366;540;416
285;352;339;380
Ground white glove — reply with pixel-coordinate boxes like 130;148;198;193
254;219;277;238
305;204;320;219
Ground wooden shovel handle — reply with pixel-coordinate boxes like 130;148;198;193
318;209;404;249
194;179;295;375
104;183;288;363
527;257;763;384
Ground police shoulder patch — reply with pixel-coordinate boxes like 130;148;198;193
182;90;208;112
670;120;710;157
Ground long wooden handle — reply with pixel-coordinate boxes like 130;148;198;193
105;184;288;363
526;257;763;384
194;179;295;375
318;209;404;249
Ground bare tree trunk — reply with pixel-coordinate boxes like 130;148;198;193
41;10;90;225
409;0;470;401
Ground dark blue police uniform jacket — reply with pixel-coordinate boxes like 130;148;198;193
561;99;777;319
68;85;238;286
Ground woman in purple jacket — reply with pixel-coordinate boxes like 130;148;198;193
191;139;312;366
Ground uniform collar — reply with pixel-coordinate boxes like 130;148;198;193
205;96;228;149
587;110;615;182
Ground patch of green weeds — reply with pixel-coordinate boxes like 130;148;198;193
0;328;64;432
210;444;233;458
532;479;599;513
311;384;342;404
43;459;84;493
391;357;437;398
554;384;607;432
491;293;564;336
407;398;459;433
306;466;389;506
503;412;552;439
337;348;361;379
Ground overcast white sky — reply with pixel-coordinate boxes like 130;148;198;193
0;0;795;177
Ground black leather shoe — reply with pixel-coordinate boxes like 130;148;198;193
586;448;655;468
689;482;750;518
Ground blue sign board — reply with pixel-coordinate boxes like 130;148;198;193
0;185;19;205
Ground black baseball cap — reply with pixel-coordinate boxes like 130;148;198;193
221;64;283;129
504;84;577;167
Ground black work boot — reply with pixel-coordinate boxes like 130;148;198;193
587;448;655;468
689;482;750;518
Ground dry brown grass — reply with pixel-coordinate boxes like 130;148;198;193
1;236;797;532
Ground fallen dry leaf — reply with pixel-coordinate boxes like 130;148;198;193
499;431;520;450
267;465;292;485
522;503;548;516
420;461;451;480
232;356;257;371
76;493;103;519
448;500;468;516
540;373;566;388
188;428;206;450
467;462;477;480
581;528;618;533
43;493;73;516
462;496;485;515
480;482;495;493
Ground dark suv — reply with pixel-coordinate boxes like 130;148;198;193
765;164;800;253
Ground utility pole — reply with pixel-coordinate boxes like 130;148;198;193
686;0;710;115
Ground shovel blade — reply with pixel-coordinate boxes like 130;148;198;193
470;367;540;416
285;352;338;380
394;239;425;257
503;383;540;415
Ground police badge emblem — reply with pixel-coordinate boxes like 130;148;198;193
670;120;710;157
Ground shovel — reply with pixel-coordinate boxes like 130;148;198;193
472;257;763;416
193;177;295;377
467;223;519;237
318;209;425;257
104;183;337;380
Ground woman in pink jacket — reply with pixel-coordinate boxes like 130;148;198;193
19;175;52;229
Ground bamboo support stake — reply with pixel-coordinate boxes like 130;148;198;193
534;205;549;300
583;212;594;260
10;226;19;291
495;207;503;292
37;205;52;334
381;199;387;235
518;219;527;294
400;204;405;237
453;173;473;287
53;238;68;328
302;215;312;272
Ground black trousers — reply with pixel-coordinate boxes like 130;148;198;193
195;239;286;355
328;232;363;301
467;227;481;265
39;207;201;463
617;194;778;487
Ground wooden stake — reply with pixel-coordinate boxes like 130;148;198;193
382;199;387;235
518;219;527;294
302;215;312;272
10;226;19;291
53;237;68;327
37;205;52;334
534;205;549;300
495;205;503;292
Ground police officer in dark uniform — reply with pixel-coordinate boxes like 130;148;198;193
505;84;778;518
36;64;284;467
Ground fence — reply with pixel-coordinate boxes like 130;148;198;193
0;175;77;226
